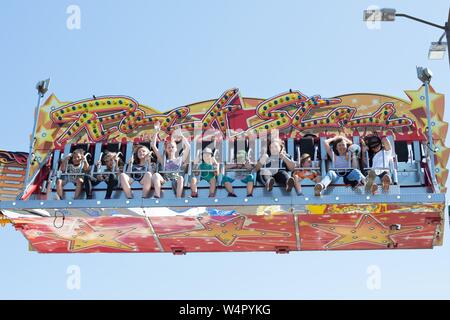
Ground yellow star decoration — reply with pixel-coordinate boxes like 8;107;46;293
308;214;421;249
44;220;137;252
158;215;291;246
0;213;11;227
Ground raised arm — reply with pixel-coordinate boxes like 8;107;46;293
59;154;71;172
360;139;369;168
324;137;336;159
179;134;191;165
151;123;164;164
82;154;90;173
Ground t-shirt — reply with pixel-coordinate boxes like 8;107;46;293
164;157;182;172
131;164;146;181
64;163;84;184
163;156;183;181
371;149;392;175
199;162;215;181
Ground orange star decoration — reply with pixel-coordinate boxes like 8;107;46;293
45;220;136;252
0;213;11;227
308;214;421;249
158;215;291;246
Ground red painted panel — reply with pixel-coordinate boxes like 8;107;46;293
15;216;160;253
151;214;297;253
299;212;439;250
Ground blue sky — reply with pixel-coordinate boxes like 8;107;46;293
1;0;450;299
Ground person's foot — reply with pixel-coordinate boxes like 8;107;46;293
266;178;275;192
365;170;376;194
209;193;216;198
227;193;237;197
286;177;295;192
382;174;391;192
314;183;323;196
86;194;93;200
370;183;378;194
191;192;198;198
246;194;253;197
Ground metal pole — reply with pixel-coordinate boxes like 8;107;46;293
424;81;438;188
395;13;446;30
23;92;43;187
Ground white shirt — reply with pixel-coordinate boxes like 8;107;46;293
371;149;392;175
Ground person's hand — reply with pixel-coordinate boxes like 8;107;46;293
360;139;367;152
259;153;269;164
280;150;289;159
154;121;161;132
172;128;184;142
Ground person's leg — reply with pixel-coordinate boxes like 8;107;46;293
56;179;64;199
314;171;337;196
209;177;217;197
140;172;153;198
74;177;84;199
119;173;133;199
365;169;378;194
223;181;234;194
152;173;164;198
190;177;198;197
105;175;118;199
258;173;274;191
175;175;184;198
245;174;255;196
84;175;93;199
257;172;267;185
292;175;302;194
274;170;289;187
345;169;365;186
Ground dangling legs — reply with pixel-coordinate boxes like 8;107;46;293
56;179;65;200
74;177;84;199
175;175;184;198
209;177;216;197
140;172;153;198
120;173;133;199
190;176;198;197
152;173;165;198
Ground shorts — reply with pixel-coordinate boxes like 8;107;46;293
200;174;216;184
131;173;145;183
222;173;255;185
163;172;181;182
61;175;82;185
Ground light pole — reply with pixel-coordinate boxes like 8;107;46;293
23;79;50;189
416;66;439;191
363;8;450;66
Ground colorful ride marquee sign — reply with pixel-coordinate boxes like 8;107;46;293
30;86;448;189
